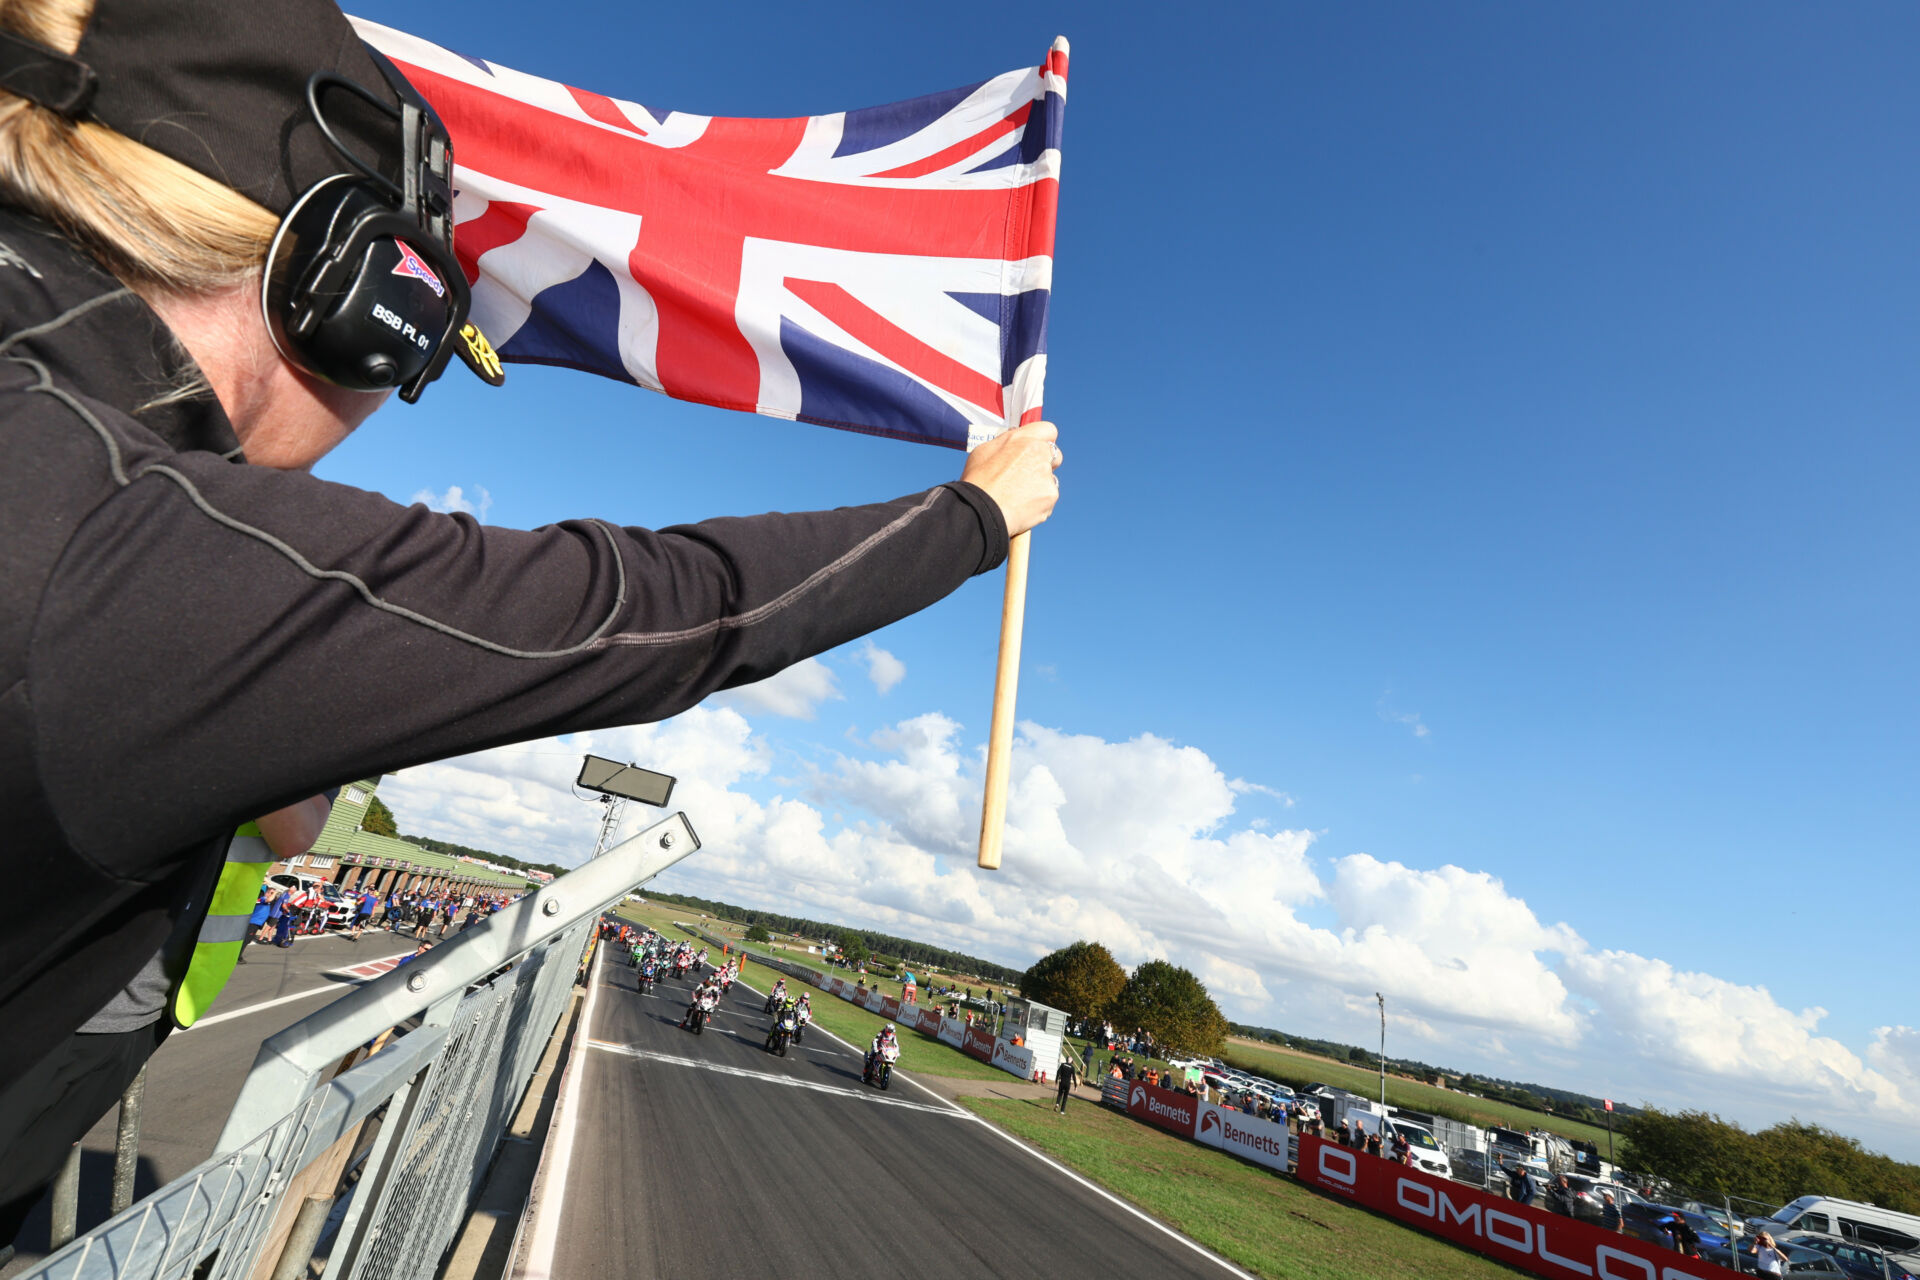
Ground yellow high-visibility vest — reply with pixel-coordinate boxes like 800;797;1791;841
171;823;277;1028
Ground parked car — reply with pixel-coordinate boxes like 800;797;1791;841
1748;1199;1920;1259
266;873;355;927
1698;1240;1846;1277
1776;1233;1920;1280
1561;1177;1645;1225
1620;1204;1731;1253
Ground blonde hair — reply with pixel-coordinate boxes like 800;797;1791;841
0;0;278;297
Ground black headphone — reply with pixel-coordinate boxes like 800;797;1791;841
262;48;502;404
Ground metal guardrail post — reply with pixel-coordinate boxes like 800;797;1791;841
216;812;699;1155
49;1145;81;1249
112;1065;149;1215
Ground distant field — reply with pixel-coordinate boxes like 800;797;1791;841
967;1096;1526;1280
1223;1039;1616;1151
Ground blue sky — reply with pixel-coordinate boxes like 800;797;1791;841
331;1;1920;1153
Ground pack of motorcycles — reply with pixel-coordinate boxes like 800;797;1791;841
630;935;898;1087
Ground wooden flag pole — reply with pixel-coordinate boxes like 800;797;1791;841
977;530;1032;869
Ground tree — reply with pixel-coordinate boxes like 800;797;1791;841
837;931;868;967
745;924;770;943
1106;960;1228;1058
1020;941;1127;1022
360;795;398;838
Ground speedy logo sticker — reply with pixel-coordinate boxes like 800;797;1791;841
391;241;446;297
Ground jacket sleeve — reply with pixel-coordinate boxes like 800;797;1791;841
30;417;1007;877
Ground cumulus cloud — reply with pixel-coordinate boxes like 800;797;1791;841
858;641;907;695
710;657;839;720
411;484;492;520
374;699;1920;1158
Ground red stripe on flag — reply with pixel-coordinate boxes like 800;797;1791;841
454;199;540;285
568;85;648;136
873;102;1031;180
787;278;1004;416
1020;406;1045;425
1046;48;1069;81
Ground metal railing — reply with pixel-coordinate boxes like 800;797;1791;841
19;812;700;1280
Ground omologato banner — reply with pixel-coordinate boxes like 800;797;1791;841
1294;1136;1741;1280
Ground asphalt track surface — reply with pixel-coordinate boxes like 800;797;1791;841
550;959;1244;1280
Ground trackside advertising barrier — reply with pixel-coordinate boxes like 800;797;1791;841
1125;1081;1201;1137
938;1016;965;1047
1195;1101;1290;1173
1294;1136;1741;1280
961;1024;997;1061
989;1038;1035;1079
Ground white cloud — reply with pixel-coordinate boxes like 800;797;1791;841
710;657;839;720
373;700;1920;1160
1229;778;1295;806
411;484;492;521
1378;692;1430;739
858;641;907;695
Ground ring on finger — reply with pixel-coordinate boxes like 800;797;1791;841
1050;445;1063;468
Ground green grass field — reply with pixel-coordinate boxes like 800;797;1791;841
966;1096;1525;1280
1222;1039;1617;1151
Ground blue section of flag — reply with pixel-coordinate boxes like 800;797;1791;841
833;81;986;158
782;318;970;448
947;289;1051;383
499;260;637;383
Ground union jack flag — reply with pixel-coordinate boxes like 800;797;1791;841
354;19;1068;450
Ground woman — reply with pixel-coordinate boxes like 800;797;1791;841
1752;1232;1788;1277
0;0;1061;1234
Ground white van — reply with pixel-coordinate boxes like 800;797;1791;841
1383;1118;1454;1179
1748;1197;1920;1257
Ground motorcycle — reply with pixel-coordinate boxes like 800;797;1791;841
685;991;717;1034
638;965;656;994
764;989;787;1015
793;1007;810;1045
766;1008;799;1056
864;1041;900;1090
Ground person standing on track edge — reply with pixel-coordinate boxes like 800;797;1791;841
0;0;1063;1248
1054;1054;1079;1113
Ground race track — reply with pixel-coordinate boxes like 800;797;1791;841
547;957;1246;1280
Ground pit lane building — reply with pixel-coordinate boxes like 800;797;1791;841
265;776;539;897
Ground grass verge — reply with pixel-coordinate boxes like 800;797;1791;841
964;1095;1526;1280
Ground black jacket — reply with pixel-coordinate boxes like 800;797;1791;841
0;208;1006;1093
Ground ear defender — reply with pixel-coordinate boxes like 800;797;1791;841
262;175;463;397
260;58;500;404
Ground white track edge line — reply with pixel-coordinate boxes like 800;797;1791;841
183;952;413;1030
517;941;601;1280
732;970;1254;1280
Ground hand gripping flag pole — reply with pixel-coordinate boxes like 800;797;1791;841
354;23;1069;869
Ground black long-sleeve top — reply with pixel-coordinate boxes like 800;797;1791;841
0;209;1006;1092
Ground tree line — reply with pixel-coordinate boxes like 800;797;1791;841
642;889;1024;984
1622;1109;1920;1215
